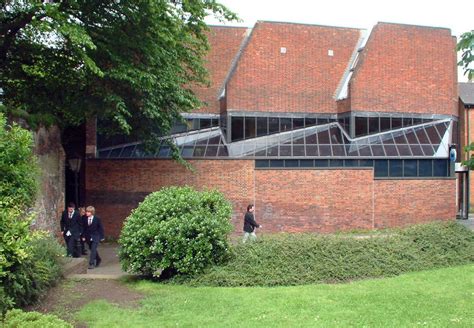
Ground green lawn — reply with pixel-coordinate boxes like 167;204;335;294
77;264;474;327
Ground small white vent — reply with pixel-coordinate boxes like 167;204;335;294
328;49;334;57
280;47;287;54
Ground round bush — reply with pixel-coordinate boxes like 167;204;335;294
118;186;233;277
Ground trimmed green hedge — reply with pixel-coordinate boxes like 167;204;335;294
2;309;72;328
183;222;474;286
119;186;233;277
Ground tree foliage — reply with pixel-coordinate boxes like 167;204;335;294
457;30;474;81
1;1;237;137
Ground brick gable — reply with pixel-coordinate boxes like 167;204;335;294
192;26;248;114
226;21;362;113
349;23;458;115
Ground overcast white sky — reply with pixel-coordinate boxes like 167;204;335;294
205;0;473;81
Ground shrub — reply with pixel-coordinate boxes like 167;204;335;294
1;232;63;314
0;113;62;315
2;309;72;328
0;113;38;209
184;222;474;287
119;186;233;277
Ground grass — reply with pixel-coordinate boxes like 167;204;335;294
76;264;474;327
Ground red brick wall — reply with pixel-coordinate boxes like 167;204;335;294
85;159;255;237
374;179;456;228
226;22;361;113
86;159;456;238
350;23;457;115
255;169;374;232
192;27;247;114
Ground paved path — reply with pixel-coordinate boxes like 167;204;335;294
458;216;474;230
67;243;131;280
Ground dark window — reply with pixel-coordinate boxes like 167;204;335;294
270;160;284;168
418;160;433;177
433;159;448;177
413;117;422;125
280;118;292;132
389;160;403;177
355;117;368;137
300;159;314;167
269;117;279;134
211;118;219;127
403;160;417;177
380;117;391;132
255;160;269;168
369;117;379;134
200;119;212;129
374;160;389;177
285;159;299;167
245;117;256;139
359;159;374;167
391;117;402;129
402;117;412;127
231;117;244;141
330;159;344;167
314;159;329;167
344;159;358;167
317;118;329;125
305;118;317;127
293;118;304;129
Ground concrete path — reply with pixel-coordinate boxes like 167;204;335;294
458;216;474;231
67;243;131;280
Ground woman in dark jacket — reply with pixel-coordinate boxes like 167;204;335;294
243;204;261;243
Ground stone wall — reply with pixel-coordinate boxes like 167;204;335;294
32;125;65;235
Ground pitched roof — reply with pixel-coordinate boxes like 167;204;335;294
459;82;474;105
225;21;363;113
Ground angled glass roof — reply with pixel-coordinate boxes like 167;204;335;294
97;119;452;159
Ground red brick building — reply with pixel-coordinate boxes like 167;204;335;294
86;21;459;238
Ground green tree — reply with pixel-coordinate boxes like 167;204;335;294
457;30;474;81
1;0;237;137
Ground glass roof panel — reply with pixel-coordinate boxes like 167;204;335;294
384;144;398;156
425;126;441;144
421;145;435;156
410;144;424;156
415;128;430;144
397;144;412;156
319;145;332;156
306;145;319;156
318;130;330;144
371;144;385;156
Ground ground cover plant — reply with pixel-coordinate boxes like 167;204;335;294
119;186;233;277
75;264;474;327
182;221;474;286
3;309;71;328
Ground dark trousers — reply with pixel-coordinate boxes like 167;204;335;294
80;239;87;255
88;240;101;266
65;235;80;257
